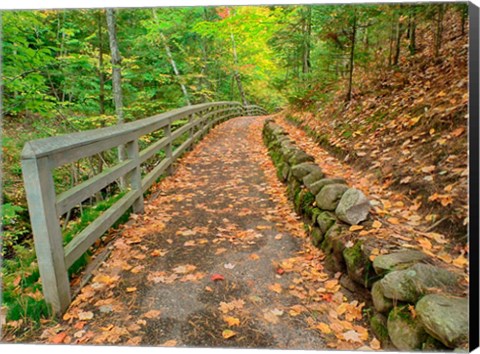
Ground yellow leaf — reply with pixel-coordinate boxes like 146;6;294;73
349;225;364;232
372;221;382;229
222;329;236;339
452;255;468;268
126;287;137;293
223;316;240;327
316;322;332;334
269;283;283;293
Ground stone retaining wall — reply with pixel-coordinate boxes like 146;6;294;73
262;119;468;351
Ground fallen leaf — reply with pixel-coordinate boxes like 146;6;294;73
50;332;67;344
211;274;225;281
173;264;197;274
78;311;94;321
127;336;142;345
161;339;177;347
276;267;285;275
349;225;364;232
223;316;240;327
222;329;237;339
268;283;283;293
387;217;400;225
151;249;167;257
224;263;235;269
143;310;161;319
249;253;260;260
316;322;332;334
275;234;283;240
372;220;382;229
343;330;363;343
126;287;137;293
215;248;227;255
370;338;381;350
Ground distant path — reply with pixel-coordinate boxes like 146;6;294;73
37;116;372;350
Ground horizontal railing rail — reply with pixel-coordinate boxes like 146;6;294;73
21;101;267;314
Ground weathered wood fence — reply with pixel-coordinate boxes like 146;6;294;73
21;102;267;314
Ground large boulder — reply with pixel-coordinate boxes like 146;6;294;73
387;306;429;350
308;178;347;195
291;162;320;180
416;294;468;348
379;263;462;303
315;184;349;211
373;250;428;275
371;281;394;313
335;188;370;225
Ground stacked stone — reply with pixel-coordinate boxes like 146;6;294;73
262;119;469;351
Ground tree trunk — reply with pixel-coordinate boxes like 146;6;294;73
152;10;191;106
230;31;248;106
98;10;105;115
302;6;312;76
434;4;445;58
388;18;395;66
346;10;357;102
393;17;402;65
408;12;416;55
106;9;126;167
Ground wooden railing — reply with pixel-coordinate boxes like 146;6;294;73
21;101;267;314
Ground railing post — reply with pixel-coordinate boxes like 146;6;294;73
21;149;71;315
164;123;173;175
125;139;144;214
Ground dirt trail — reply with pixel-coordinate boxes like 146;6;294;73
36;116;374;350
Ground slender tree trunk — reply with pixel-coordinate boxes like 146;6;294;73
346;10;357;102
434;4;445;58
408;12;416;55
393;18;402;65
152;10;191;106
388;18;395;66
230;31;248;106
302;6;312;76
98;10;105;115
106;9;126;167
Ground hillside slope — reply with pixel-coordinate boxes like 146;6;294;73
285;10;468;240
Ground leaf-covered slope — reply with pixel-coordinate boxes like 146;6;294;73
287;11;468;240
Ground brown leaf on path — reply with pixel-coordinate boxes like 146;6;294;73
215;248;227;255
161;339;178;346
249;253;260;260
143;310;161;319
126;336;142;345
349;225;364;232
343;330;363;343
173;264;197;274
370;338;381;350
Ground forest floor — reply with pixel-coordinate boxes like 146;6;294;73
19;116;378;350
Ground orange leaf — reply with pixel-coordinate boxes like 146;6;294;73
126;287;137;293
349;225;364;232
387;217;400;225
161;339;177;347
211;274;225;281
50;332;67;344
268;283;282;293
